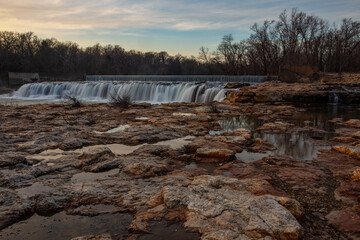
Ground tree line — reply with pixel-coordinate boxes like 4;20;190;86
1;9;359;76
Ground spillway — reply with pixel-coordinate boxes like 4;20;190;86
12;82;227;103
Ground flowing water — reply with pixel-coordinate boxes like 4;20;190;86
5;82;227;103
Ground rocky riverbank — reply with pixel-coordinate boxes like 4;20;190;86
0;97;360;239
227;81;360;104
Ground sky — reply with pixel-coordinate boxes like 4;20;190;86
1;0;359;56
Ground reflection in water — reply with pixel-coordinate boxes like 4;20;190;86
209;115;262;135
0;211;132;240
291;105;360;132
236;150;270;163
16;182;53;198
181;161;220;174
254;132;331;161
71;169;120;184
212;105;360;162
138;220;200;240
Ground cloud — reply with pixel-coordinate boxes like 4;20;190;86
0;0;358;54
1;0;358;34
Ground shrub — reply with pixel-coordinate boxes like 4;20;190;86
109;89;133;108
64;94;81;107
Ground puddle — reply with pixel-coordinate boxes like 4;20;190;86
209;115;262;135
67;204;122;216
16;182;53;198
210;105;356;161
153;136;195;149
138;220;200;240
28;136;195;162
29;149;76;162
236;150;270;163
181;161;220;174
85;144;145;155
94;124;130;134
292;105;360;132
0;211;132;240
254;132;331;161
71;169;120;184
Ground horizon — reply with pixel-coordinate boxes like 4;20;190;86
1;0;359;56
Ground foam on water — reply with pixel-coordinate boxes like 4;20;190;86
9;82;227;103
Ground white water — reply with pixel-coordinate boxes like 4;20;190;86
328;92;339;105
10;82;226;103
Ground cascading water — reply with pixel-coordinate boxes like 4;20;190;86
12;82;227;103
328;92;339;105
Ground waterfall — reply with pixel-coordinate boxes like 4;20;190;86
12;82;226;103
328;92;339;105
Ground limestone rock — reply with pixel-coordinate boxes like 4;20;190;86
162;175;303;240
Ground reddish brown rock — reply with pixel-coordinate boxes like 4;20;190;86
332;145;360;160
195;148;235;162
331;136;356;143
326;208;360;239
351;167;360;181
257;122;292;132
344;119;360;128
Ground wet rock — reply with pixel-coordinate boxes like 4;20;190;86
332;145;360;160
196;148;235;162
162;175;303;240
